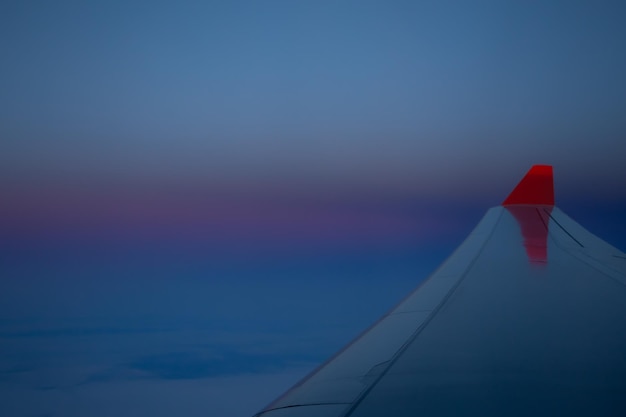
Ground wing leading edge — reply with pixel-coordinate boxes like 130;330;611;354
254;165;626;417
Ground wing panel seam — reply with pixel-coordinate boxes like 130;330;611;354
545;208;584;247
254;403;352;417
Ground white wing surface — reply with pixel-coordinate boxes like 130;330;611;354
254;165;626;417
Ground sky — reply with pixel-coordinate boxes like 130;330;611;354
1;1;625;416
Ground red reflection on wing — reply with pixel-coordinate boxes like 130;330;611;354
506;206;552;265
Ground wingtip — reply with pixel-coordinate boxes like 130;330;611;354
502;165;554;206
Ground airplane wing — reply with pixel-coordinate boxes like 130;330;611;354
253;165;626;417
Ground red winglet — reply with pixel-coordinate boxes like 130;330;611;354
502;165;554;206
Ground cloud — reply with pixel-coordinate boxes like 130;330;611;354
1;368;311;417
126;350;317;381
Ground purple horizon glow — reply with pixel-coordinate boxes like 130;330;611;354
0;192;452;245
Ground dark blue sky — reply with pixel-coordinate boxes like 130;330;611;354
1;2;625;416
